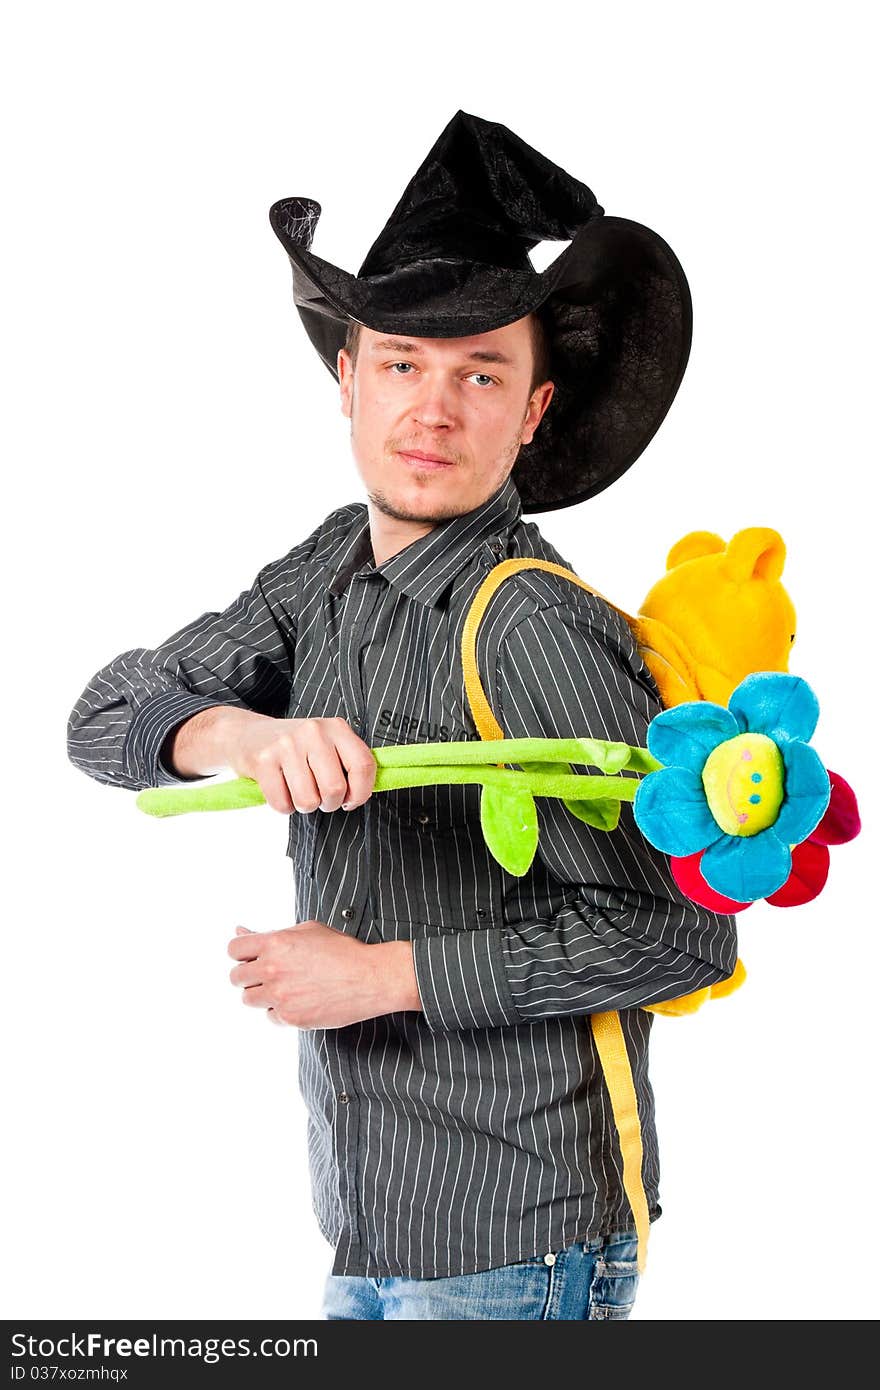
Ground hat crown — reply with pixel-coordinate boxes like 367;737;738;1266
358;110;604;279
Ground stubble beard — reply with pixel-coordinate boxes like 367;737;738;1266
363;423;525;525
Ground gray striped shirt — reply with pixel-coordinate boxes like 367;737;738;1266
67;472;737;1278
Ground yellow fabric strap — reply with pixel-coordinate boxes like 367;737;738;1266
460;556;650;1275
590;1011;651;1273
461;558;636;744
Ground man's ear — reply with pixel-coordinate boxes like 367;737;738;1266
338;347;355;418
522;380;555;446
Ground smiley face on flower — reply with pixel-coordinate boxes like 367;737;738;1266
633;673;831;902
700;732;785;835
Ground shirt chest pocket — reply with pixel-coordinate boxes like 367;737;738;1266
367;776;506;927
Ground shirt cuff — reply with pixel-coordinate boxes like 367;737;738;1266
411;927;522;1032
122;691;229;788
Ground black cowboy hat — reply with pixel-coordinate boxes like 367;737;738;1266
269;109;692;513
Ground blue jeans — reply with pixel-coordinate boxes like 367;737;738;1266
322;1228;639;1320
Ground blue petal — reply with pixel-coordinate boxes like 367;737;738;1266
700;829;792;901
645;702;740;772
633;766;724;856
728;672;820;745
776;741;831;844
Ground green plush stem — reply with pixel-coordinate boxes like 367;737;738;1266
137;778;268;817
373;736;656;773
135;735;660;820
374;767;639;799
137;767;641;818
621;746;664;774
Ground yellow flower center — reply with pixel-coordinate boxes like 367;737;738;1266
701;732;785;837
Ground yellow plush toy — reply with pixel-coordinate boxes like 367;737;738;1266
630;527;797;709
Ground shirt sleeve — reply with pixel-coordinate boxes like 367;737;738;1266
66;533;318;792
411;595;738;1032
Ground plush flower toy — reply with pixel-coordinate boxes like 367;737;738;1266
134;529;860;1273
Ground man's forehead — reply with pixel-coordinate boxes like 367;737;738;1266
361;320;531;360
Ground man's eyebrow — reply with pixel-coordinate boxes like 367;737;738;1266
369;337;516;366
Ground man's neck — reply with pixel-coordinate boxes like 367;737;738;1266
367;508;439;568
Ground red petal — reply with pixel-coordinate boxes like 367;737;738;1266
809;769;861;846
766;839;830;906
670;853;752;913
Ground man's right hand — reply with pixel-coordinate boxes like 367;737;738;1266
164;707;377;815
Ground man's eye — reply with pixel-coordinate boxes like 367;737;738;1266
386;363;495;387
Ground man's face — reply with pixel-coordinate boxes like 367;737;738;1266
337;316;554;524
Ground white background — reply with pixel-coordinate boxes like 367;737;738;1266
3;0;876;1322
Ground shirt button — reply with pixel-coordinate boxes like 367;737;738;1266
475;908;487;919
338;1091;350;1104
417;812;430;825
341;907;355;920
543;1252;556;1266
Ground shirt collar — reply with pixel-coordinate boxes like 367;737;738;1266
327;473;523;608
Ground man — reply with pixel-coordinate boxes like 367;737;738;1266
67;111;736;1320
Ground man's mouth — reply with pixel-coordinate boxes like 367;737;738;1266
397;450;456;470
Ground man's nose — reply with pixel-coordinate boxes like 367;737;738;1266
411;374;458;427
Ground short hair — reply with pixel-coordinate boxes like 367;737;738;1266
344;309;552;395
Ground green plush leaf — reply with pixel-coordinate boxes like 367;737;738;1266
562;796;622;831
480;783;539;876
